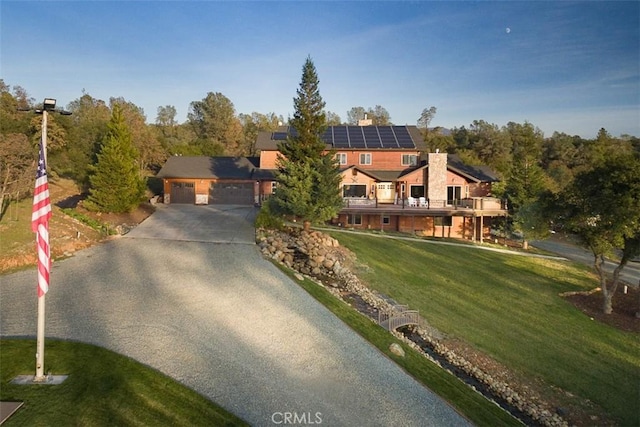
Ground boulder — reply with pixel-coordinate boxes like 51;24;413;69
389;343;405;357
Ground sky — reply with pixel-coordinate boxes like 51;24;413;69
1;1;638;139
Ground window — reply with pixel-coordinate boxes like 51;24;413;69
359;153;372;165
336;153;347;165
382;216;390;225
347;214;362;225
447;186;462;205
410;185;425;198
342;184;367;198
402;154;418;166
270;181;277;193
435;216;452;226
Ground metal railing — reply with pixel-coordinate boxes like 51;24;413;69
342;197;506;211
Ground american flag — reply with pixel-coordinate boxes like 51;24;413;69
32;138;51;297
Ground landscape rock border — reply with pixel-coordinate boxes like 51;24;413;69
257;226;569;427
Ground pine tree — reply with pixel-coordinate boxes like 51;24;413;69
269;57;343;230
86;104;146;213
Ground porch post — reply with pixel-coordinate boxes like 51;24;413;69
479;216;484;243
472;216;476;242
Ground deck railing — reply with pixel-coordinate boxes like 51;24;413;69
342;197;506;210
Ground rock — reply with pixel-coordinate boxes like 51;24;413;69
389;343;405;357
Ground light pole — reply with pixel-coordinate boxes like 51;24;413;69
31;98;70;382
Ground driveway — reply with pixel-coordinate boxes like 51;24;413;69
1;204;470;426
532;238;640;286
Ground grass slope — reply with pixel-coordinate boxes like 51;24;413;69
0;339;247;426
275;264;520;427
329;232;640;426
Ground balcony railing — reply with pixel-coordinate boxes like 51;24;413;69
342;197;506;211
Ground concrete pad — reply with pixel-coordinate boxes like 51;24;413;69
11;375;68;385
124;204;257;244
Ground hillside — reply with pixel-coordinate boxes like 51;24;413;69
0;178;153;273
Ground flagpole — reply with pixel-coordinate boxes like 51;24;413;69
34;108;48;382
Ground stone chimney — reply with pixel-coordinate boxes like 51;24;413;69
427;152;447;203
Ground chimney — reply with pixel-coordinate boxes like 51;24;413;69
358;113;373;126
427;152;447;203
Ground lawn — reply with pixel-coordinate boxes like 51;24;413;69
0;339;247;426
328;231;640;426
275;264;520;427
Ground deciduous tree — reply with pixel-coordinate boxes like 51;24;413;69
559;153;640;314
0;133;33;218
188;92;243;155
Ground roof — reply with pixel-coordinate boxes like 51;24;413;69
446;154;500;182
156;156;258;180
155;153;500;184
340;166;406;182
256;125;426;151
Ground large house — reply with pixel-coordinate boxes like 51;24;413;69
156;125;507;242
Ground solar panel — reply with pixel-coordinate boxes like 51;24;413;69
332;126;349;147
377;127;399;148
393;126;416;148
321;128;333;144
348;126;366;148
272;132;288;140
363;126;383;148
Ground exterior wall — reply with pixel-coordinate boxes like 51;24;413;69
340;169;377;198
335;150;421;170
469;182;492;197
333;213;493;241
259;151;280;169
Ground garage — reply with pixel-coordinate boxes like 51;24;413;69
209;182;254;205
170;182;195;204
157;156;260;206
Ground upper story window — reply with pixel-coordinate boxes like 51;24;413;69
359;153;372;165
336;153;347;165
402;154;418;166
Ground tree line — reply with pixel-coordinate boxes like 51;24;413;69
1;72;639;314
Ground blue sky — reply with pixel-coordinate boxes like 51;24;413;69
2;1;638;138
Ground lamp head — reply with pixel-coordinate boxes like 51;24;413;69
43;98;56;111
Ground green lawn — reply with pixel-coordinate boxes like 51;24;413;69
0;339;247;426
328;231;640;426
275;264;520;427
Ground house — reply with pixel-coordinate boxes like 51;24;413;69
156;124;507;242
255;125;507;242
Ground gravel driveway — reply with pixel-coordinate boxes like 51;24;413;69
1;205;471;426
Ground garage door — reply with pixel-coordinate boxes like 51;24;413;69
209;182;254;205
171;182;195;204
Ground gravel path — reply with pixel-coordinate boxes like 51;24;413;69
1;205;471;426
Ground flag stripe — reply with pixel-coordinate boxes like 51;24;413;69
36;224;50;297
32;138;51;297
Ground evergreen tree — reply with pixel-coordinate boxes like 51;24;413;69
269;57;342;230
504;122;549;248
86;104;146;213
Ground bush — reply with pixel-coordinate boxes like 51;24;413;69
254;201;284;230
